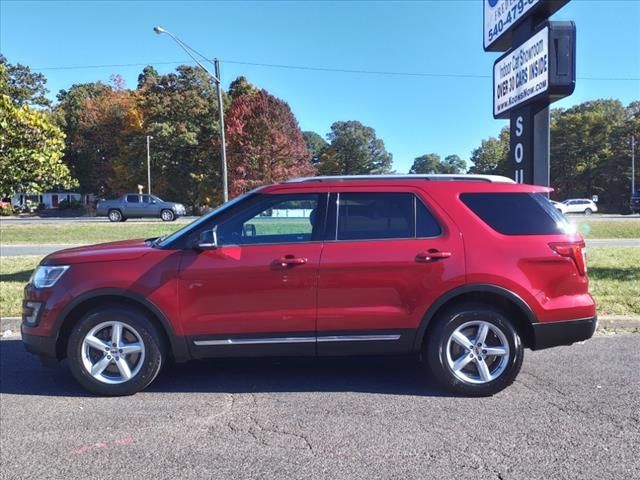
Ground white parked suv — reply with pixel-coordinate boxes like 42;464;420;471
561;199;598;215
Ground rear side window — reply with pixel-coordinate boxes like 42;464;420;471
126;195;139;203
336;193;441;240
461;192;570;235
416;198;442;237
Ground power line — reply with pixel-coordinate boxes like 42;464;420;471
33;59;640;82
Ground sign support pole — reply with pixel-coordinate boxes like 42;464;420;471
533;106;550;187
507;15;551;187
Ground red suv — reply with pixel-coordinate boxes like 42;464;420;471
22;175;596;396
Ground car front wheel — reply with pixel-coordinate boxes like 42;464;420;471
425;303;523;396
584;208;592;215
66;306;165;396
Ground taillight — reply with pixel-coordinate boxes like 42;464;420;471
549;241;587;276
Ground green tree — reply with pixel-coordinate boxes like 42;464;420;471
441;154;466;174
550;99;635;211
0;54;51;108
468;126;510;175
410;153;466;174
54;81;111;193
317;121;392;175
302;131;328;164
0;94;76;197
228;76;258;99
137;65;226;207
409;153;441;174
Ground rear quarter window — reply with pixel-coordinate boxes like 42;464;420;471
461;192;570;235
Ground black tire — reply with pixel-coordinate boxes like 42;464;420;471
66;306;165;396
584;208;592;215
108;209;123;222
424;303;523;396
160;209;175;222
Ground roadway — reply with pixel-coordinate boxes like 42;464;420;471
1;333;638;479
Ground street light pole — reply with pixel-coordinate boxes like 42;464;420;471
153;26;229;203
146;135;153;195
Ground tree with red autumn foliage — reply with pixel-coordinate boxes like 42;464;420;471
225;87;314;197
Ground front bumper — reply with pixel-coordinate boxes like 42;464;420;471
22;326;58;360
531;316;597;350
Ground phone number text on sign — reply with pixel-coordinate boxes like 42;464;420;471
484;0;540;49
493;27;549;118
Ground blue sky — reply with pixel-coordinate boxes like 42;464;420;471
1;0;639;173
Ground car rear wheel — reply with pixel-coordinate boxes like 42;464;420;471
67;306;165;396
584;208;592;215
108;209;123;222
425;303;523;396
160;209;175;222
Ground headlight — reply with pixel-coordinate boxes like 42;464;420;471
30;265;70;288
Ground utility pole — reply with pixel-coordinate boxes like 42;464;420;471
214;59;228;203
632;135;636;194
146;135;153;195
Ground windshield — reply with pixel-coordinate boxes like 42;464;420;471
151;195;163;202
154;188;263;248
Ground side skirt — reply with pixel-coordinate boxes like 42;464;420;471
188;330;416;359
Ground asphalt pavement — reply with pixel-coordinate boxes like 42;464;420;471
1;334;638;479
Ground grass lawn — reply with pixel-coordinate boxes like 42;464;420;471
0;256;40;318
570;220;640;239
1;247;638;318
0;222;180;245
587;247;640;316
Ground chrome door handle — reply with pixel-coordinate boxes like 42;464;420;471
277;255;307;267
415;250;451;263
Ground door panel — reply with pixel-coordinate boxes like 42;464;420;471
317;237;464;331
178;243;322;339
124;195;143;216
316;191;465;355
177;192;326;357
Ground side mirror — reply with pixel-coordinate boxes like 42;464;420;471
196;226;218;250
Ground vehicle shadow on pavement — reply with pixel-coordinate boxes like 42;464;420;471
0;339;452;397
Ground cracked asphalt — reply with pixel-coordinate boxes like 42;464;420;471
1;334;638;480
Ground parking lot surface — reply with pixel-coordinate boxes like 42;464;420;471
1;334;638;480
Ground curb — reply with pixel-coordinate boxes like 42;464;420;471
597;316;640;331
1;317;21;334
2;315;639;337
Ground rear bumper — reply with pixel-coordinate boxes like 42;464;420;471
531;316;597;350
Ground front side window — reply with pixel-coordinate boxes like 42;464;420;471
336;193;441;241
126;195;139;203
216;194;321;245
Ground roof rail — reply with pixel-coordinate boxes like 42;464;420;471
285;174;515;184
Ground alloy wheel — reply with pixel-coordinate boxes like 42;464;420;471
445;320;510;384
81;321;145;384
